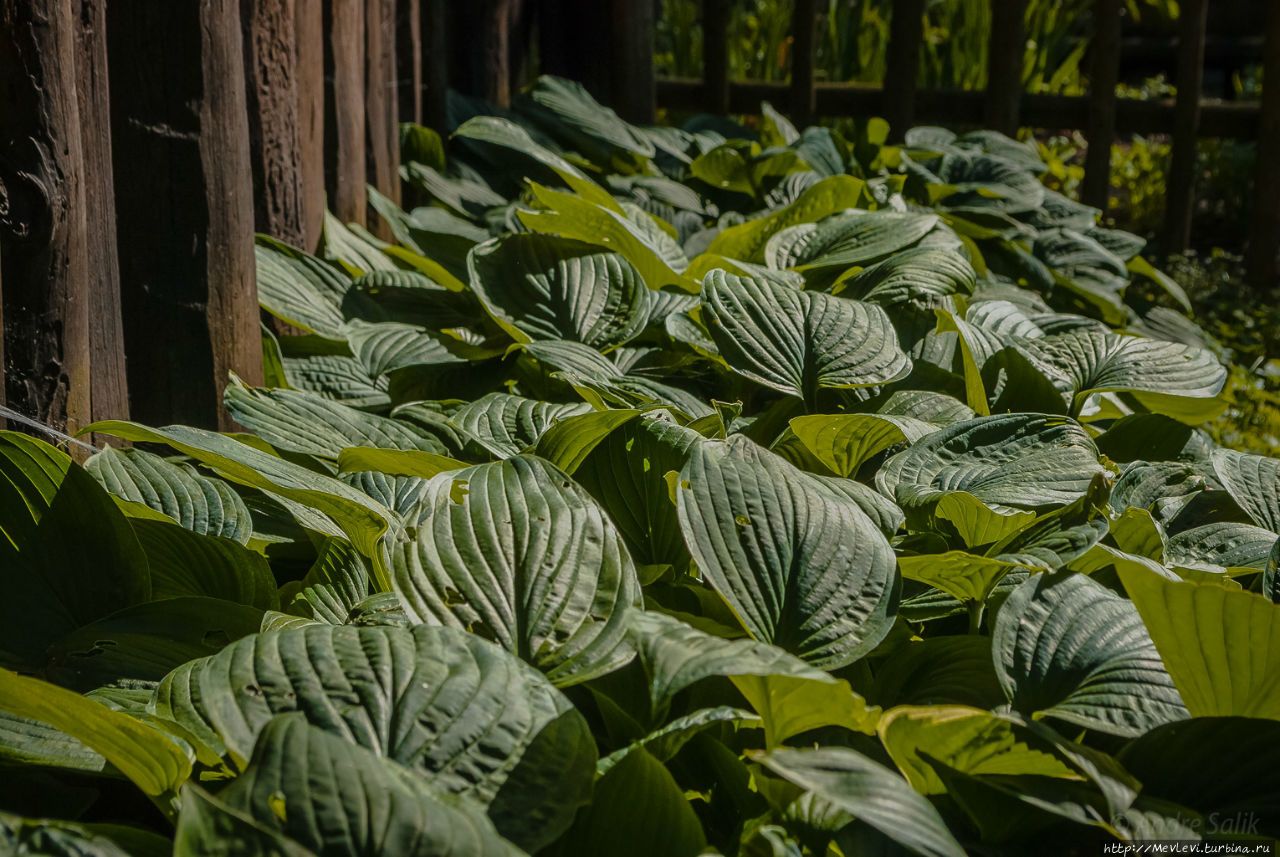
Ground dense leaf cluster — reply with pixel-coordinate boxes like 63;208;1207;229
2;76;1279;855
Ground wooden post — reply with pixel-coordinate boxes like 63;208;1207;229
1082;0;1121;212
1246;0;1280;291
0;0;92;441
883;0;926;139
398;0;423;126
985;0;1027;137
296;0;325;250
703;0;731;115
537;0;611;102
1163;0;1208;254
790;0;818;127
75;0;129;429
365;0;400;239
107;0;263;431
242;0;307;248
483;0;512;107
612;0;656;124
509;0;534;98
423;0;448;132
324;0;367;227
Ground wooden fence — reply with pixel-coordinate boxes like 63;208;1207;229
0;0;1277;448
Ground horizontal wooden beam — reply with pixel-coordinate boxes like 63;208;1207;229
655;78;1262;140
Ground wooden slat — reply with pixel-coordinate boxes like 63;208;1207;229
107;0;262;430
883;0;926;138
1246;0;1280;291
0;0;92;441
397;0;423;125
655;78;1264;140
702;0;731;115
75;0;129;430
483;0;512;107
984;0;1028;137
611;0;656;124
242;0;307;248
365;0;400;239
423;0;448;132
324;0;367;226
1163;0;1208;254
789;0;817;127
296;0;325;249
1082;0;1122;211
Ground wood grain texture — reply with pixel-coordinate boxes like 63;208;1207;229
789;0;818;128
242;0;306;247
984;0;1028;137
324;0;367;226
365;0;400;240
74;0;129;431
0;0;92;444
883;0;926;138
296;0;325;250
107;0;262;431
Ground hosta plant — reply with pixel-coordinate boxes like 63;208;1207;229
2;76;1278;856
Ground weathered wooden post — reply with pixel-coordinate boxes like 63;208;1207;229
324;0;368;227
790;0;818;127
1082;0;1121;213
0;0;93;442
883;0;926;138
703;0;731;115
398;0;423;126
366;0;400;238
242;0;308;248
107;0;263;430
612;0;657;125
1163;0;1208;254
985;0;1028;137
423;0;449;132
75;0;129;431
296;0;325;250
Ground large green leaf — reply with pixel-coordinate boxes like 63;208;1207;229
764;211;940;272
518;185;699;293
1210;448;1280;533
391;455;640;685
992;571;1187;736
561;411;703;569
705;175;866;263
451;393;592;459
755;747;967;857
878;705;1083;796
224;382;449;458
0;669;191;812
255;236;350;338
787;413;937;478
898;551;1027;605
0;813;144;857
626;610;830;712
701;270;910;405
175;714;524;857
1119;565;1280;719
84;422;394;588
153;624;593;850
676;435;899;668
468;233;650;349
1016;329;1226;416
549;748;704;857
875;413;1105;519
832;246;977;306
86;446;253;544
130;520;278;609
44;597;266;692
516;75;655;168
0;434;150;670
